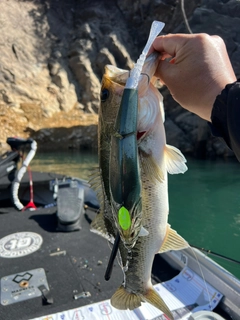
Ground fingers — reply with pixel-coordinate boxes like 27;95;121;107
150;32;236;121
211;35;226;46
151;34;192;57
151;33;223;59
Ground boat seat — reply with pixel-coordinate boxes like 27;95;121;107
56;180;85;232
0;151;19;180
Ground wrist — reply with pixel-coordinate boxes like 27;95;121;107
204;76;237;121
210;80;239;147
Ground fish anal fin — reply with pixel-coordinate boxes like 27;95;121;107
111;286;142;310
143;287;173;320
164;144;188;174
140;150;164;183
159;224;189;253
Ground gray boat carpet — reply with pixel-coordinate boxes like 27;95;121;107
0;207;124;320
0;201;178;320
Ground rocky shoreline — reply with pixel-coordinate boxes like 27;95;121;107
0;0;239;158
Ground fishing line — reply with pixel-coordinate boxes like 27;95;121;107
190;245;240;265
189;246;212;311
180;0;193;34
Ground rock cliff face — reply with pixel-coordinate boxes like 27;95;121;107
0;0;239;157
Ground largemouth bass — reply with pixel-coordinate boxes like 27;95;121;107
90;52;189;319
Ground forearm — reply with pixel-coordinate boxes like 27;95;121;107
210;80;240;161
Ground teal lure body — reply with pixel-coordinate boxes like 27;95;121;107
109;88;143;248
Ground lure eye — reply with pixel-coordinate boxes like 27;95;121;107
101;88;109;102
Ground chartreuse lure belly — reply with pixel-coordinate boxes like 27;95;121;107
118;206;131;230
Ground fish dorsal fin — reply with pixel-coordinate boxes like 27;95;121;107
164;144;188;174
159;224;189;253
88;168;105;209
88;168;102;192
139;150;164;183
90;212;113;243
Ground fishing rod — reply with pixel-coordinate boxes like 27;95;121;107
105;233;121;281
190;244;240;265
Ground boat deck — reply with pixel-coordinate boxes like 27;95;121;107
0;172;235;320
0;204;179;320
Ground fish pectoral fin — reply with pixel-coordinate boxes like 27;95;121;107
111;285;142;310
140;149;164;183
164;144;188;174
159;224;189;253
90;212;113;243
143;287;173;320
139;226;149;237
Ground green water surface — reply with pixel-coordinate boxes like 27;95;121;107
168;157;240;279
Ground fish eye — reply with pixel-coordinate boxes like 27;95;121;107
101;88;109;102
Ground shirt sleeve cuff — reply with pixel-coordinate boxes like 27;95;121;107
209;79;240;159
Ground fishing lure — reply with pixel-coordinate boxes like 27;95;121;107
109;21;165;249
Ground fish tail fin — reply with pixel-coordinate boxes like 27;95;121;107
164;144;188;174
143;287;174;320
111;286;173;320
111;285;142;310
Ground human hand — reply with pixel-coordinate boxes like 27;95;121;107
151;33;237;121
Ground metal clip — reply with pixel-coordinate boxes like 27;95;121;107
73;291;91;300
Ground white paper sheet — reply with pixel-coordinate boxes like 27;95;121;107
30;267;223;320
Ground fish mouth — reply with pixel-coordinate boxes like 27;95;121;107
105;65;129;86
105;52;159;88
105;67;151;89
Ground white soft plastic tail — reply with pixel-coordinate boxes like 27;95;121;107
125;20;165;89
